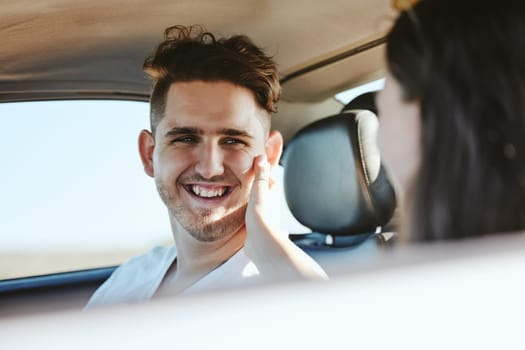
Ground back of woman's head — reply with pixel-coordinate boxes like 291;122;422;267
387;0;525;241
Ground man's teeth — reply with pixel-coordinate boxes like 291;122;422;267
191;185;227;198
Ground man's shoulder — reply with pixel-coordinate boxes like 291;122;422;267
85;245;177;308
119;245;177;273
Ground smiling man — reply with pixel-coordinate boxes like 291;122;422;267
86;25;325;307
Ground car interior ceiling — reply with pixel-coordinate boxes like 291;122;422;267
0;0;393;102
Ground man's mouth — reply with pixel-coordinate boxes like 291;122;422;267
186;184;231;199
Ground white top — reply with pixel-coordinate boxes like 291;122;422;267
86;245;259;308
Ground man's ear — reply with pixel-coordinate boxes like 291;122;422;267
265;130;283;167
138;130;155;177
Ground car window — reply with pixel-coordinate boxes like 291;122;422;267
0;100;173;280
335;78;385;104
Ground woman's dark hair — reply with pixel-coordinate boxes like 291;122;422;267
386;0;525;241
143;25;281;134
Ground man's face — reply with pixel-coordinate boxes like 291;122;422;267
148;81;269;242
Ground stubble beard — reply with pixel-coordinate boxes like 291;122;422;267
156;179;248;242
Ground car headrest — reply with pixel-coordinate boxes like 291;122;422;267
282;110;396;236
341;91;378;114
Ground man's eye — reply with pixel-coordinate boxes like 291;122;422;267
222;138;246;146
172;136;198;144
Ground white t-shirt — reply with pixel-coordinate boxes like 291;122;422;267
86;245;259;308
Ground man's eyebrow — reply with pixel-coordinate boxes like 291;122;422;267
163;127;253;139
164;127;202;137
218;128;253;139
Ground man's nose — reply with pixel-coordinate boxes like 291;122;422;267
194;142;225;179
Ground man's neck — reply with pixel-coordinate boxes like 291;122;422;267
158;220;246;296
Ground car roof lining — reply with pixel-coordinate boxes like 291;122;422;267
0;0;396;102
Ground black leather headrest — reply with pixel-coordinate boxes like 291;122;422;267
341;91;378;114
282;110;396;236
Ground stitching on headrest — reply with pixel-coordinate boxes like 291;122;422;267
355;110;380;185
357;118;370;186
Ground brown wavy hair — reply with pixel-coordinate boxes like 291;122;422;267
143;25;281;134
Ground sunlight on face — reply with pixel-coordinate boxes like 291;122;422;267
376;72;421;196
152;81;269;242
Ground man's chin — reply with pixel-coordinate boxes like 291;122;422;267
185;220;243;242
180;206;247;242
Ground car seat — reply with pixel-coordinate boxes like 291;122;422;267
341;91;378;114
282;91;397;272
